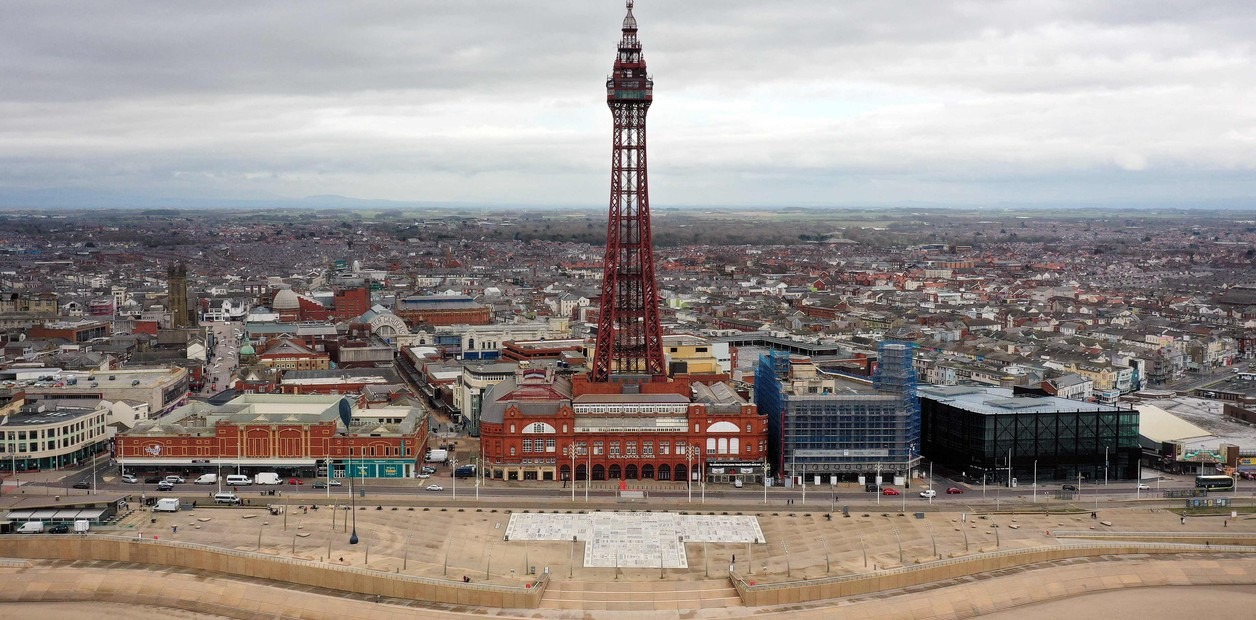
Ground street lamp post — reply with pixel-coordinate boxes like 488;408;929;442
450;457;457;500
349;447;358;545
686;447;693;503
700;445;706;504
1102;445;1109;487
568;444;577;503
763;458;770;505
876;462;881;506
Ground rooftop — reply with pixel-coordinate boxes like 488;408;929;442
918;384;1127;415
3;404;100;427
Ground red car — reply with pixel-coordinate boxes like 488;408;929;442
946;487;965;494
882;487;901;496
287;478;303;485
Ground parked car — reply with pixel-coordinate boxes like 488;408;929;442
121;474;139;484
945;487;964;494
164;475;185;484
72;481;91;489
1062;484;1078;491
882;487;901;496
417;473;431;479
919;489;937;498
48;523;71;534
287;478;303;485
312;481;328;489
144;476;162;484
426;484;444;492
157;481;174;491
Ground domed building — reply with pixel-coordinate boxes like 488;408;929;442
272;289;301;322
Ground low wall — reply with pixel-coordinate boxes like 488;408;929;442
730;542;1256;607
0;535;546;609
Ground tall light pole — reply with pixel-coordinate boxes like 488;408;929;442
1104;445;1109;487
450;457;458;500
568;444;576;503
763;457;770;505
927;460;933;505
686;447;693;503
348;447;358;545
1033;460;1038;504
700;444;706;504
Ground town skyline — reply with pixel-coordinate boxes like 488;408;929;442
3;1;1254;210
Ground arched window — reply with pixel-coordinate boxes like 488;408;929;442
625;464;638;480
608;464;622;479
592;464;605;481
730;438;740;454
641;464;654;479
675;464;688;482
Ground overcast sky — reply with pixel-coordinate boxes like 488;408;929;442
2;1;1254;209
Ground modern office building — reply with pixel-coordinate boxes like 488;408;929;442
919;384;1139;484
756;342;922;485
0;399;110;472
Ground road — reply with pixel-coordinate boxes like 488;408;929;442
199;320;239;395
28;468;1224;509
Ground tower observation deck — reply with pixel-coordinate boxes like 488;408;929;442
592;0;665;382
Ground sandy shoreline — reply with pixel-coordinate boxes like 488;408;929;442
7;585;1256;619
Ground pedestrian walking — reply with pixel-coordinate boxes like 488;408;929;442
1181;516;1186;525
172;525;177;534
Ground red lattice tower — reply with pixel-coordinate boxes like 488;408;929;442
591;0;665;382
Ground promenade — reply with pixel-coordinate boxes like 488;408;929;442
5;463;1256;618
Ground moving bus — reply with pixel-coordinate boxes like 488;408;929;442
1195;475;1235;490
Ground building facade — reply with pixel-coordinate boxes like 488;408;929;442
479;368;768;485
919;384;1140;484
756;343;922;485
116;394;427;479
0;400;110;472
394;295;492;327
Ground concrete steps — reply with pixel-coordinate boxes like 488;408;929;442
539;578;742;611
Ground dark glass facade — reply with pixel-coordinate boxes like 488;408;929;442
920;386;1139;484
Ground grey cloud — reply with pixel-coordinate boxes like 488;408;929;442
1;1;1254;207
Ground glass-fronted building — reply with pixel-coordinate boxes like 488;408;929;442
756;347;921;484
919;384;1139;484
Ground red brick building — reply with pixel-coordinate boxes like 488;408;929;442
394;294;492;327
479;368;768;485
116;394;427;479
271;287;370;323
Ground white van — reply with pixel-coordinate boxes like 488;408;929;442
194;473;218;485
154;498;180;512
254;472;281;485
213;492;241;505
17;521;44;534
225;474;252;486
